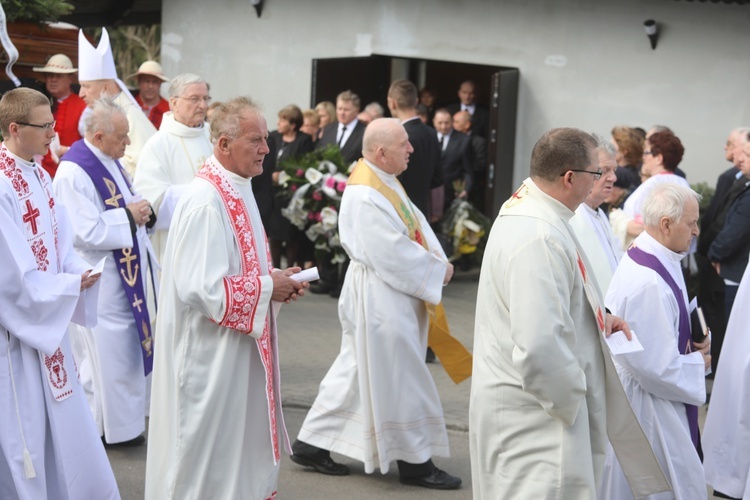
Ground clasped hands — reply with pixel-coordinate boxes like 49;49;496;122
126;200;153;226
271;267;309;304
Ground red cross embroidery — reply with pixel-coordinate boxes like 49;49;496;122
23;199;41;235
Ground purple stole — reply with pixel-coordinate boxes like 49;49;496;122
64;140;153;376
627;246;702;459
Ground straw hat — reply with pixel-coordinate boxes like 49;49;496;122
129;60;169;82
33;54;77;74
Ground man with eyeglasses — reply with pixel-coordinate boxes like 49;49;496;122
78;28;156;178
569;135;623;294
0;87;119;498
134;73;213;268
470;128;668;499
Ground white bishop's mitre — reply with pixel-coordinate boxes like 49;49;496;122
78;28;117;81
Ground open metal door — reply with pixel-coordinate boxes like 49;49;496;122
485;69;519;218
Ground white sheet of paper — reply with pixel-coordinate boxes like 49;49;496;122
291;267;319;282
90;256;107;276
605;329;644;355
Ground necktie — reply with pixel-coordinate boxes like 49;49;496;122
441;134;447;151
338;125;347;147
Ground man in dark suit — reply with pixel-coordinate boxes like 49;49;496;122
697;127;749;373
446;80;489;138
316;90;367;164
434;109;473;210
453;110;488;210
312;90;366;298
387;79;443;219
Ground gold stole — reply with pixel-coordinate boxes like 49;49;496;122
347;159;472;384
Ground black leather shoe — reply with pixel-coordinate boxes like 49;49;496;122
399;468;462;490
290;452;350;476
104;434;145;447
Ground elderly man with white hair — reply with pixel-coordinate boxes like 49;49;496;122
133;73;213;267
569;134;623;293
600;183;710;500
53;96;156;447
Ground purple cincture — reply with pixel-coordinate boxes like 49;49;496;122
627;245;702;459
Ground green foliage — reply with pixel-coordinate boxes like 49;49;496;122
691;182;715;219
1;0;74;23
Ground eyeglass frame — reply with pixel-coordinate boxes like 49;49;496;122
560;168;603;180
643;150;653;156
176;96;212;105
15;120;56;131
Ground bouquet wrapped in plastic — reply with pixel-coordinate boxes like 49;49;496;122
276;145;354;263
440;198;491;263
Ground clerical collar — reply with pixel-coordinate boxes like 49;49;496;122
84;138;117;163
220;161;251;186
5;148;36;167
161;112;207;137
637;230;686;263
363;158;395;179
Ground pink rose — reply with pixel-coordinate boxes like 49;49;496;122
325;177;336;188
336;182;346;192
291;185;298;192
307;212;315;220
314;212;322;222
296;169;304;177
312;190;323;201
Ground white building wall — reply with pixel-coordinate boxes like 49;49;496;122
161;0;750;187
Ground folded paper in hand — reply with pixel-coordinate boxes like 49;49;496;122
290;267;319;283
605;330;644;355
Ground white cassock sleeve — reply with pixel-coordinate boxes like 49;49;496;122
133;139;187;231
607;281;705;406
349;190;446;305
505;235;587;426
53;163;133;251
170;201;273;337
0;200;82;356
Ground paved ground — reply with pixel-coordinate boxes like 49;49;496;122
107;268;722;499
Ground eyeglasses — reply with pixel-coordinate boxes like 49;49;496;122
643;150;653;156
178;96;212;105
16;120;56;131
561;169;602;180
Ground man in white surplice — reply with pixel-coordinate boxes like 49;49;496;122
470;128;669;500
601;183;710;500
53;97;156;446
292;118;462;490
145;97;306;500
0;88;119;499
703;261;750;499
133;73;212;266
570;136;623;293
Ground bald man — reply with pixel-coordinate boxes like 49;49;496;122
292;119;462;490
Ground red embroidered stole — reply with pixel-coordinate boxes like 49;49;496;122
196;156;281;463
0;143;72;401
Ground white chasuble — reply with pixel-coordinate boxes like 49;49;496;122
470;179;668;500
602;232;707;500
297;160;450;474
0;144;119;499
145;156;288;500
702;259;750;498
133;112;212;267
114;91;156;178
570;203;623;294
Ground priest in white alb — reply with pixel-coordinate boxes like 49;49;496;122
470;128;669;499
569;135;623;293
0;88;119;498
77;27;156;177
701;250;750;500
53;97;157;446
145;97;307;500
133;73;213;266
292;118;465;490
601;183;709;500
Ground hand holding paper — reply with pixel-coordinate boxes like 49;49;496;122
605;330;645;355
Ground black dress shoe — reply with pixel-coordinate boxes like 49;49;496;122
290;452;350;476
425;347;436;363
399;468;462;490
104;434;145;447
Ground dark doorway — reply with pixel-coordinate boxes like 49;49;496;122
311;55;519;217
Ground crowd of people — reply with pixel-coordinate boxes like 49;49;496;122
1;25;749;500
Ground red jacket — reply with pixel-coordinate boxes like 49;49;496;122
136;94;170;130
42;93;87;178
